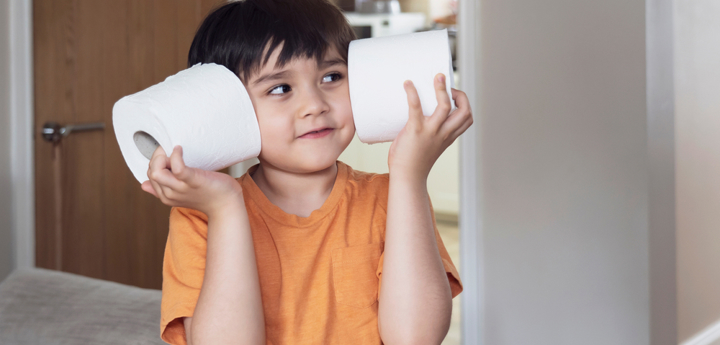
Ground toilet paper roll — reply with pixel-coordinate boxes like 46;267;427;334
348;29;455;144
112;63;261;184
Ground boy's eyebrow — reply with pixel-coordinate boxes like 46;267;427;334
252;70;293;86
318;58;346;68
251;58;346;86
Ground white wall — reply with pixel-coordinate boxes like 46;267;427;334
0;0;15;283
675;0;720;342
478;0;674;343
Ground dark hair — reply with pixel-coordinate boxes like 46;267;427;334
187;0;356;83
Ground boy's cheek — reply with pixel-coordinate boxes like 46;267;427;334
335;86;352;111
328;96;353;123
254;105;286;133
258;123;289;145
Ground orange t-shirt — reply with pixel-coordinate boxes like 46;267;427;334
160;161;462;344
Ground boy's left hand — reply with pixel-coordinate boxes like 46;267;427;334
388;73;473;182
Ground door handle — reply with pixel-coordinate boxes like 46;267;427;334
42;121;105;143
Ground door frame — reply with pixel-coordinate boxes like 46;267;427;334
8;0;34;271
457;0;482;343
9;1;483;344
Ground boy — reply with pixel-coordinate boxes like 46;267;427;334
142;0;473;344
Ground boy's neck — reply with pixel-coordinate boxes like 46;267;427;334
250;161;338;218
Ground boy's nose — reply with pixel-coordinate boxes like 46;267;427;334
298;87;330;118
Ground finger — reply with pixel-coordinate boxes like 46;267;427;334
152;175;179;203
403;80;423;123
148;176;169;202
152;168;185;192
141;181;158;198
438;116;472;148
429;73;452;128
451;88;471;113
450;113;474;140
148;151;173;186
439;107;470;138
147;150;180;200
151;145;167;161
170;146;194;184
150;146;171;172
439;88;472;134
148;160;184;195
145;158;166;200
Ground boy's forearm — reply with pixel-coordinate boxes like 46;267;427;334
190;199;266;345
378;175;452;344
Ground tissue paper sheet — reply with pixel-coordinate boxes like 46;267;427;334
112;63;261;183
348;29;455;144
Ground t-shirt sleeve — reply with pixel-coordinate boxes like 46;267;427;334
375;194;463;299
160;207;209;345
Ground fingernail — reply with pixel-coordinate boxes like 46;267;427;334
404;80;411;87
439;74;445;84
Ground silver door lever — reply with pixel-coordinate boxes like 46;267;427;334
42;121;105;143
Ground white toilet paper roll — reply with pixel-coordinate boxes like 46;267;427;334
348;29;455;144
112;63;261;184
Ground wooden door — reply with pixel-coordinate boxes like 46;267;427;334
34;0;224;289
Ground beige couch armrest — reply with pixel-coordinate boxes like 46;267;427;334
0;267;164;344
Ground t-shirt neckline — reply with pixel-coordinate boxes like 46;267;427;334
239;161;349;228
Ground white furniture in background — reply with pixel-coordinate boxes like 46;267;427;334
344;12;426;38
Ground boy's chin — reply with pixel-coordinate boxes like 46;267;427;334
261;155;340;174
301;162;339;174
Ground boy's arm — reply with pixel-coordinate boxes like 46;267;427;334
183;317;192;343
378;74;473;344
142;146;265;345
378;175;452;344
187;198;265;345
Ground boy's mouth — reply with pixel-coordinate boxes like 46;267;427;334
299;127;334;138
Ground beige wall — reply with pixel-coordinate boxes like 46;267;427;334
400;0;453;21
0;0;15;282
675;0;720;341
338;135;459;215
399;0;454;26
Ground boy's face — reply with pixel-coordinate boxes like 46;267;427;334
244;43;355;174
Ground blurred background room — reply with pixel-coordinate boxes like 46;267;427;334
2;0;720;344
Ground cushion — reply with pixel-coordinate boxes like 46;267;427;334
0;267;165;344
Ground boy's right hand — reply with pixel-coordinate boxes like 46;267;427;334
141;145;244;217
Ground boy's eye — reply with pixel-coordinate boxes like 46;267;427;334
322;73;343;83
268;84;291;95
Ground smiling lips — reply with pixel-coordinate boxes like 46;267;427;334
299;127;334;139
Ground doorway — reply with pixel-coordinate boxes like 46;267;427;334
30;0;225;289
10;0;480;343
